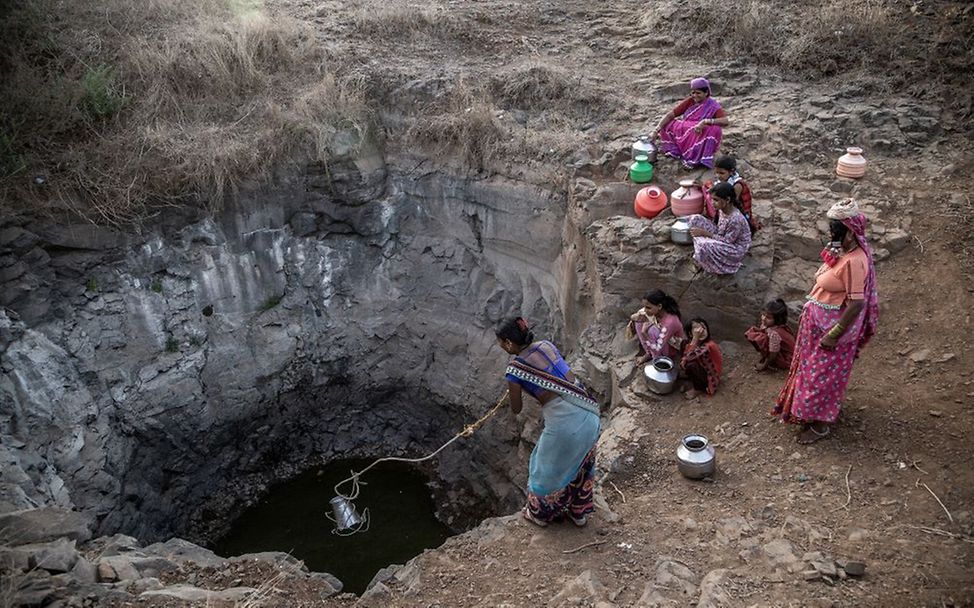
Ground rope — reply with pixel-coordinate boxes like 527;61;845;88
332;390;511;504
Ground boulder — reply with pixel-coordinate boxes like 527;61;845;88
97;555;142;582
0;508;92;545
141;584;257;602
142;538;227;568
23;538;79;573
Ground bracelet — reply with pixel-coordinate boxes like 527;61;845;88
827;325;844;339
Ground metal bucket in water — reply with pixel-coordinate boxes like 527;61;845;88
329;496;364;531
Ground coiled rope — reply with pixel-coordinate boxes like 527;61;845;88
328;390;510;535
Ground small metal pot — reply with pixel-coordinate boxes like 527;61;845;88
671;218;692;245
644;356;678;395
329;496;364;531
632;136;658;163
676;434;716;479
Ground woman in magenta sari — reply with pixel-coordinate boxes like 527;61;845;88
650;77;728;169
773;199;879;444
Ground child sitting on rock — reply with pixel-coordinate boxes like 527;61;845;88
680;317;722;399
745;298;796;371
704;155;760;234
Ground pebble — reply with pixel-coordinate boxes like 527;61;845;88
843;561;867;577
929;410;943;417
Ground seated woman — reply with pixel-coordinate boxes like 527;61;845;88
496;317;600;528
688;182;752;275
745;298;796;371
680;317;722;399
627;289;685;365
650;77;728;169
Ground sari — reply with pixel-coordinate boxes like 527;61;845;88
688;209;751;275
505;358;600;523
633;312;684;360
659;96;723;169
773;214;879;424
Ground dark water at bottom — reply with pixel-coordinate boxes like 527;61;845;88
212;459;454;594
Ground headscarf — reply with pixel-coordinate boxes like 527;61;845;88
827;199;879;352
690;77;710;93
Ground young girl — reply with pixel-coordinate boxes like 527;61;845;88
704;155;760;233
681;317;722;399
745;298;796;371
627;289;685;364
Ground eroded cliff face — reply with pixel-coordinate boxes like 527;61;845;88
0;148;576;543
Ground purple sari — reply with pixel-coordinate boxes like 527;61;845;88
659;96;723;169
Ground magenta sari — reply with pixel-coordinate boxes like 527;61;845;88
659;97;723;169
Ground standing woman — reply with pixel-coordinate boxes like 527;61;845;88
773;200;879;444
688;182;752;275
650;77;728;169
496;317;601;527
628;289;685;365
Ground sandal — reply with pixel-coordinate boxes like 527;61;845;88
569;514;588;527
797;423;830;445
522;507;547;528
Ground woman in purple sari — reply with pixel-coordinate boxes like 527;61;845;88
650;77;728;169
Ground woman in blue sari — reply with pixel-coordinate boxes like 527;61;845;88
496;317;600;527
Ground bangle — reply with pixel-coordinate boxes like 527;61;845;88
827;325;843;339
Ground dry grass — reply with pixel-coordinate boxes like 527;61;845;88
641;0;974;95
0;0;371;224
404;78;504;170
350;0;460;39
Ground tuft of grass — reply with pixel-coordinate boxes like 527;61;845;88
165;335;180;353
350;0;459;38
405;78;503;170
150;280;163;293
81;64;126;119
85;278;98;292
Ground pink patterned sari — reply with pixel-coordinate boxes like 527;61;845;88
659;97;723;169
773;215;879;424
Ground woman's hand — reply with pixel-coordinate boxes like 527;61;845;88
819;334;838;351
650;130;659;140
692;325;707;342
690;227;711;238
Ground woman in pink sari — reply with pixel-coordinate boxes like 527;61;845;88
650;77;728;169
773;199;879;444
627;289;684;365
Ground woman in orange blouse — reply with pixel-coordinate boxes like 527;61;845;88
772;199;879;444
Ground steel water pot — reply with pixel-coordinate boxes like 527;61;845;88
632;136;658;163
329;496;364;531
670;218;692;244
644;356;678;395
676;434;716;479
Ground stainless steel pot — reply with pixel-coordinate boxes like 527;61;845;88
632;136;658;163
671;218;692;245
329;496;364;531
676;434;716;479
644;356;678;395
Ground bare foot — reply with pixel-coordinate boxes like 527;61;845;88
797;423;830;445
685;388;700;400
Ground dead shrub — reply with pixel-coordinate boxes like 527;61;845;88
492;62;583;111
